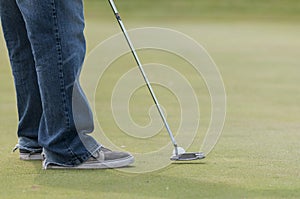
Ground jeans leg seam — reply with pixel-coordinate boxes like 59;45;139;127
51;0;80;163
49;1;95;165
51;0;71;133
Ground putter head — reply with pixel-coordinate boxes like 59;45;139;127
170;152;205;161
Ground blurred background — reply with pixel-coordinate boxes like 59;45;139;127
84;0;300;20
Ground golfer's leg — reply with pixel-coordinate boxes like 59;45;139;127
16;0;100;167
0;0;42;152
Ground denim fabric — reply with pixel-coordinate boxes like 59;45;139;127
0;0;100;166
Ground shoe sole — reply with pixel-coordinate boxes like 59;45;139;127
45;155;134;169
20;153;43;161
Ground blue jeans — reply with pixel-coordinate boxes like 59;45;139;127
0;0;100;167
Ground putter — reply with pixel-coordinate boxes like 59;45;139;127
108;0;205;161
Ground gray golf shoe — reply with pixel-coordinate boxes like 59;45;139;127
43;147;134;169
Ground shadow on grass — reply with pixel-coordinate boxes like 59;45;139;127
30;162;247;199
171;162;206;165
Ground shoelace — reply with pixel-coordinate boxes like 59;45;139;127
91;147;112;159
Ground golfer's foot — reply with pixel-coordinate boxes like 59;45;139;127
14;148;43;161
43;147;134;169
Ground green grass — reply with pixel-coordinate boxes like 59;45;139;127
85;0;300;21
1;1;300;198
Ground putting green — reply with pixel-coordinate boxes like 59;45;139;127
0;1;300;198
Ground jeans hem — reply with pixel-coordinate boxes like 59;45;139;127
42;144;101;169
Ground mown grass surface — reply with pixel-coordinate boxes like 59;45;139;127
0;1;300;198
86;0;300;21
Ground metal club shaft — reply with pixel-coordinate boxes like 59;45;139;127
108;0;179;155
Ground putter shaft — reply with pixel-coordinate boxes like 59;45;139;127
108;0;179;154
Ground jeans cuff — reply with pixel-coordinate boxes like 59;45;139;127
42;143;101;169
14;137;42;152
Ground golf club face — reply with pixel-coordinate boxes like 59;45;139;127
170;152;205;161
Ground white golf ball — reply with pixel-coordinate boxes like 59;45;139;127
173;147;185;155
